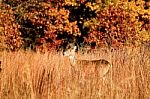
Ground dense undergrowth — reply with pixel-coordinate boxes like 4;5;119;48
0;46;150;98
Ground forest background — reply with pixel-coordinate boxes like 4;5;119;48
0;0;149;52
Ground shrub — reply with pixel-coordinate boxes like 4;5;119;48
15;2;80;51
0;4;23;51
83;4;138;48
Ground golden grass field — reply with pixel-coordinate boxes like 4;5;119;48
0;46;150;99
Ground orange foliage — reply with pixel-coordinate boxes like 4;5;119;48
0;4;23;51
0;0;149;51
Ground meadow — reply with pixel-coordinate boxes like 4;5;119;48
0;46;150;99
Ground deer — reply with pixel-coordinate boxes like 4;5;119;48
63;45;112;77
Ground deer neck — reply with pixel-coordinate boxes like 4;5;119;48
69;55;76;66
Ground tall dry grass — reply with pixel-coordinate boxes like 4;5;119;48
0;46;150;99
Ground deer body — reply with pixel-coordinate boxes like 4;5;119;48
64;46;112;77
